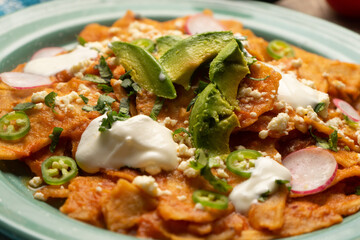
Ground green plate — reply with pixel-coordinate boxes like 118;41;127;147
0;0;359;239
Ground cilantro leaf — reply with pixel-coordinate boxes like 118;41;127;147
119;70;132;80
97;84;114;93
98;110;130;132
119;98;130;116
13;102;35;111
149;97;164;121
173;127;191;136
309;126;338;152
79;94;89;104
355;186;360;195
77;35;87;46
82;74;107;84
95;56;113;82
258;190;270;202
82;94;115;114
44;92;57;113
275;179;292;191
248;75;270;81
314;102;326;113
120;78;141;96
49;127;63;153
344;115;358;129
235;37;257;66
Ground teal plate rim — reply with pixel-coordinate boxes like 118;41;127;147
0;0;359;239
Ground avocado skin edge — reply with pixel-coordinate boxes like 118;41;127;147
189;83;239;155
111;41;177;99
160;31;234;90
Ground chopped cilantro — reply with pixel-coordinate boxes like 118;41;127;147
173;127;191;137
248;75;270;81
97;84;114;93
119;70;132;80
149;97;164;121
275;179;292;191
344;146;350;151
44;92;57;113
119;98;130;116
98;110;130;132
235;37;257;66
79;94;89;104
77;35;87;46
258;190;271;202
314;102;326;113
82;94;115;114
120;78;141;96
49;127;63;153
309;126;338;152
344;115;358;129
82;74;107;84
355;186;360;195
95;56;113;82
13;102;35;111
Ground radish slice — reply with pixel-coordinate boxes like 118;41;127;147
0;72;52;89
30;47;65;60
282;148;337;195
333;98;360;122
185;14;225;35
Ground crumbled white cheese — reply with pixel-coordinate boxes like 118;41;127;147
177;143;195;158
160;117;178;127
78;84;91;95
31;91;48;103
250;112;257;117
177;159;200;178
34;103;44;110
333;80;345;89
238;87;264;99
28;176;43;188
291;58;303;68
216;168;229;178
132;175;171;197
109;27;121;33
274;101;285;110
326;117;343;130
95;186;103;192
128;21;183;41
267;113;289;133
273;153;282;162
69;58;94;78
56;82;67;90
33;192;46;201
55;91;80;113
177;195;187;201
194;203;205;211
259;130;269;139
300;79;315;88
85;41;110;54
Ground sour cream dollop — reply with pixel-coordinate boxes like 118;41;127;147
229;156;291;214
24;46;98;77
75;114;178;175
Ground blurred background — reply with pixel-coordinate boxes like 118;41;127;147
0;0;359;33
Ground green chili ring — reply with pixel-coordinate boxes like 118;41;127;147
131;38;155;52
226;149;262;178
41;156;78;185
0;111;30;140
266;40;295;60
192;190;228;210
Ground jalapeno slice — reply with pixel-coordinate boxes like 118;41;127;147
192;190;228;210
0;111;30;140
266;40;294;60
131;38;155;52
41;156;78;185
226;149;262;178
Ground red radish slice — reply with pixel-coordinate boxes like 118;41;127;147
0;72;52;89
30;47;65;60
333;98;360;122
185;14;225;35
282;148;337;195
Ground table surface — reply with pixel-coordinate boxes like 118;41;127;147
277;0;360;34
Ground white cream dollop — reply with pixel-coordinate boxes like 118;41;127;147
75;114;178;175
24;46;98;77
229;156;291;214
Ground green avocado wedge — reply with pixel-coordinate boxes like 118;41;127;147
156;35;182;57
189;83;239;155
160;31;234;90
111;41;176;99
209;39;250;106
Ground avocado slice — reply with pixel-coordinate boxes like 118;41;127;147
156;35;182;57
111;41;176;99
160;31;234;90
189;83;239;154
209;39;250;106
